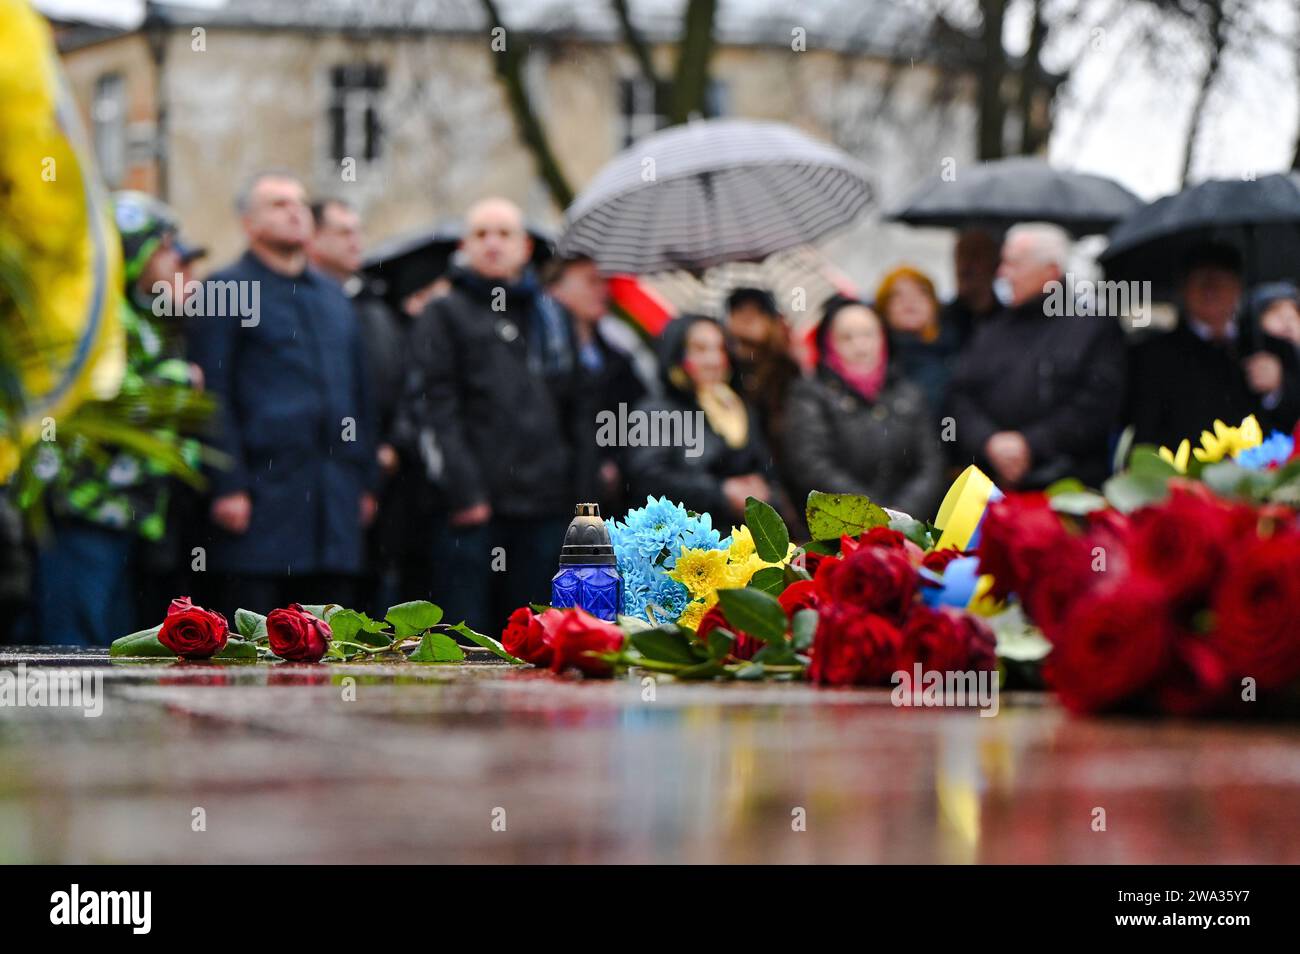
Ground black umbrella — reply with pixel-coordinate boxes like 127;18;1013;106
361;222;555;308
1099;173;1300;291
888;156;1142;238
560;119;872;274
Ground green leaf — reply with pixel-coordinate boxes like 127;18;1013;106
805;490;889;540
1048;491;1108;516
617;614;652;634
747;565;787;595
887;512;934;549
706;627;735;660
744;496;790;563
1102;472;1169;513
1201;460;1272;501
215;638;258;659
734;662;765;680
630;625;700;665
409;631;465;662
298;603;340;621
1044;477;1088;497
783;562;813;584
1128;446;1180;480
109;625;170;657
327;609;392;647
791;608;818;651
385;600;444;637
233;608;267;640
447;622;526;664
752;641;798;666
716;587;787;644
675;660;728;680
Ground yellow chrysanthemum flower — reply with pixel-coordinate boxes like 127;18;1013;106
1158;439;1191;473
1192;415;1263;464
728;525;756;562
677;599;708;631
669;547;731;599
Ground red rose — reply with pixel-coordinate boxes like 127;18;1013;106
158;596;229;659
798;550;831;578
267;604;332;662
920;547;964;575
778;579;820;617
1209;532;1300;689
501;607;553;667
696;603;763;660
1017;531;1104;637
814;545;916;619
1045;581;1175;714
541;608;624;676
808;606;904;686
1155;640;1233;716
946;608;998;672
900;605;970;675
977;493;1068;601
1130;486;1245;606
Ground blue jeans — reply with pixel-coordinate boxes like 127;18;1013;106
430;515;568;636
34;522;136;647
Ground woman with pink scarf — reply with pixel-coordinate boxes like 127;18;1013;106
782;296;944;519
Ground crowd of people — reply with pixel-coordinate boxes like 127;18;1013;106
8;169;1300;643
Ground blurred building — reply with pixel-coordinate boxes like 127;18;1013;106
49;0;983;286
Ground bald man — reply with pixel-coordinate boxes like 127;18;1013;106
402;197;577;633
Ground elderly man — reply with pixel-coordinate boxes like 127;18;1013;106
946;222;1126;489
188;172;376;617
1126;243;1300;450
405;197;576;633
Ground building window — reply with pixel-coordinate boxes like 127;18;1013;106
328;64;385;163
618;76;728;147
92;72;127;188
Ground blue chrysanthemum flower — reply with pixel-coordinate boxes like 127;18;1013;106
610;496;729;620
1236;431;1294;470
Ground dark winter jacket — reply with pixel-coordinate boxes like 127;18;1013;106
945;293;1127;489
404;265;577;520
188;251;377;575
783;365;945;519
1126;316;1300;451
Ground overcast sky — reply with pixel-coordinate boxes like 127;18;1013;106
32;0;1300;201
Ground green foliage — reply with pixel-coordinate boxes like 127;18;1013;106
385;600;444;637
747;565;786;595
743;495;789;562
805;490;889;541
716;587;786;644
409;631;465;663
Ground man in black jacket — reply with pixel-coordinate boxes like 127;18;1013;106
946;223;1126;490
1126;243;1300;451
406;197;576;633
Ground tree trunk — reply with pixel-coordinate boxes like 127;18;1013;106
1181;3;1225;187
667;0;718;125
977;0;1009;160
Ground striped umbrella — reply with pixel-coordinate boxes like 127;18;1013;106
559;119;872;275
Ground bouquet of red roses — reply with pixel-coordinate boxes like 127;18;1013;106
978;483;1300;715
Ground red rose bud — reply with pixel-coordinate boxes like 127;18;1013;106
267;604;332;662
807;606;905;686
541;607;623;676
501;606;553;667
778;578;820;618
158;599;229;659
696;603;764;660
976;493;1066;602
814;545;917;620
1209;532;1300;689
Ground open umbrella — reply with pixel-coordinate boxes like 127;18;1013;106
361;222;555;309
887;156;1142;238
559;119;872;275
1099;173;1300;291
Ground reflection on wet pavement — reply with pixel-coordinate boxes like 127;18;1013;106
1;648;1298;863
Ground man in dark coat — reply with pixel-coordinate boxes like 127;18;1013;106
1126;243;1300;450
405;197;577;634
545;254;649;517
189;172;377;617
308;197;415;614
946;223;1126;490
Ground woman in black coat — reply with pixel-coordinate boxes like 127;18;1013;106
783;296;944;520
624;315;774;530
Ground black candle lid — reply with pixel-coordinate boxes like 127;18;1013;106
558;503;617;565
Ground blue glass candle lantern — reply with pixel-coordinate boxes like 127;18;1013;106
551;503;622;621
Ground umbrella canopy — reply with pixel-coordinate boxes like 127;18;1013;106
559;119;872;275
361;222;555;308
1099;173;1300;290
888;156;1142;237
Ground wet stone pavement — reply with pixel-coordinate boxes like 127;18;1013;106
1;647;1299;863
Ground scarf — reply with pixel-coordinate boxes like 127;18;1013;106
695;381;749;449
825;336;888;403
